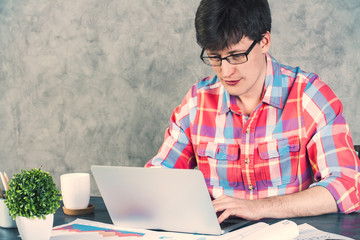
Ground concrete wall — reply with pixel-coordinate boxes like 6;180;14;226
0;0;359;195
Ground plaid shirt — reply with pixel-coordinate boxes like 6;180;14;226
146;54;360;213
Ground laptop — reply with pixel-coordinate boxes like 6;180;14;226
91;165;249;235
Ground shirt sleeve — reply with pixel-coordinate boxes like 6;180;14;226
145;86;197;169
304;79;360;213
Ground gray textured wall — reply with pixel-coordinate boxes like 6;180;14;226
0;0;359;196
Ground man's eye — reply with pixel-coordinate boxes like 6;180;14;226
209;57;221;62
230;54;246;61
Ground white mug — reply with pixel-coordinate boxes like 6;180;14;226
60;173;90;209
0;198;16;228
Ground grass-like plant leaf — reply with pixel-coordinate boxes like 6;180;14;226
5;168;62;219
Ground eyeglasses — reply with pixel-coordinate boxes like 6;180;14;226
200;40;258;66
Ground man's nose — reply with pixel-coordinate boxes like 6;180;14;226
221;59;236;77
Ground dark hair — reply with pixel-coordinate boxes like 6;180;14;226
195;0;271;51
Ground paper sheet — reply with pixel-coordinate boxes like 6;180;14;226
51;219;267;240
51;219;354;240
295;223;354;240
52;219;148;240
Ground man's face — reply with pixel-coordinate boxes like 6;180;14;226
206;35;270;101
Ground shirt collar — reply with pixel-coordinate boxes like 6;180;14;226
262;53;284;109
218;83;231;114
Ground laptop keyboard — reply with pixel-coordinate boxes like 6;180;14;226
220;220;235;229
220;218;250;232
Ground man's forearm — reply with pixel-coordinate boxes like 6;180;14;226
213;186;338;222
258;186;338;219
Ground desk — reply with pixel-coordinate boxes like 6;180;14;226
0;196;359;239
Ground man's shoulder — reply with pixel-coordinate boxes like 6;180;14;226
279;63;319;84
282;64;331;94
192;75;221;93
277;62;341;112
277;61;328;93
268;55;339;107
266;54;321;89
179;75;222;110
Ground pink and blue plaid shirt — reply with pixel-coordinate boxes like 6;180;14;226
146;54;360;213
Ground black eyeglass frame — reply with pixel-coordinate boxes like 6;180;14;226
200;40;258;66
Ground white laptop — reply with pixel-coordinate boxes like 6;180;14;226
91;165;249;235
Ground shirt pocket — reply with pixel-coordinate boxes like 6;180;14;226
258;136;300;187
197;142;240;187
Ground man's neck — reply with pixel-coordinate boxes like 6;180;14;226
236;86;264;116
236;63;267;116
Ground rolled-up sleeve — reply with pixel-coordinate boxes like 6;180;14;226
305;81;360;213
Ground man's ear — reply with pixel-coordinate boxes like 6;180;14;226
260;31;271;54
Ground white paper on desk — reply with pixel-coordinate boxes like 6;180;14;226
50;219;300;240
139;222;271;240
295;223;354;240
220;222;269;240
145;220;299;240
50;219;354;240
51;219;212;240
241;220;299;240
51;218;150;240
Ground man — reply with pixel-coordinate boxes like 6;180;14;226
146;0;360;223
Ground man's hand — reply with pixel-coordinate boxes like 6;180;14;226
212;195;264;223
212;186;338;223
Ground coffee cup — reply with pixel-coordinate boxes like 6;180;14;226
60;173;90;210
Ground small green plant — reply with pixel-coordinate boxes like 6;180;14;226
5;168;62;219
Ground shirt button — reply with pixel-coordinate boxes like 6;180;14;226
245;158;250;164
246;128;251;134
248;185;254;191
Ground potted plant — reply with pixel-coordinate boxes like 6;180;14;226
5;168;62;240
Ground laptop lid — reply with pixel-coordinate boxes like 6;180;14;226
91;165;246;235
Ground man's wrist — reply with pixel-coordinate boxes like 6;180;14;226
256;196;282;219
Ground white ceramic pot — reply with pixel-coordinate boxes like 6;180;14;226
0;198;16;228
15;214;54;240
